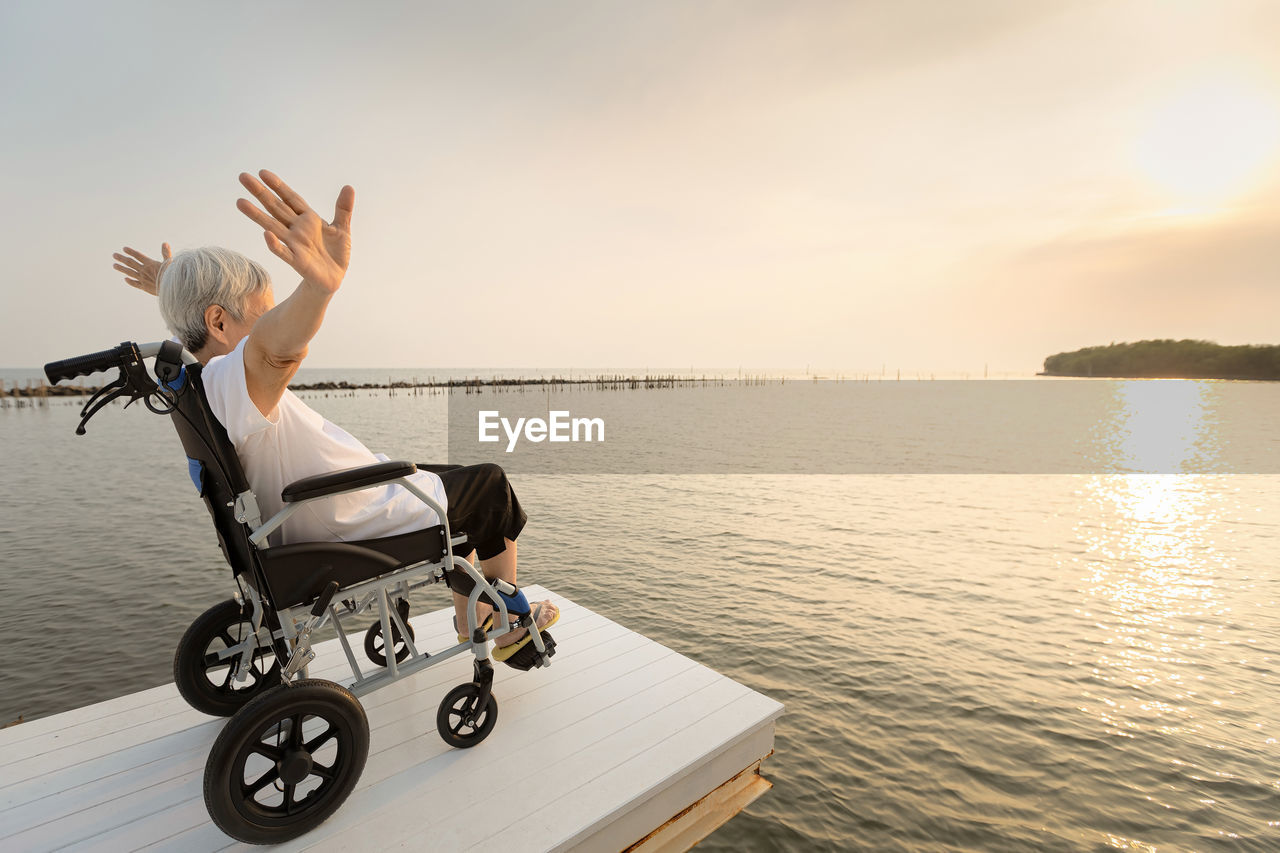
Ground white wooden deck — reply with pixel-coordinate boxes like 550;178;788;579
0;587;782;852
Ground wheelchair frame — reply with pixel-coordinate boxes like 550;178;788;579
231;474;550;697
43;339;555;844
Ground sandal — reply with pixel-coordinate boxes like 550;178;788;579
499;628;558;671
492;601;560;662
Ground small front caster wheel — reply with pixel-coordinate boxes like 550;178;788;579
204;679;370;845
363;599;415;667
436;683;498;749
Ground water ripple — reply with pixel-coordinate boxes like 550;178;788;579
3;400;1279;850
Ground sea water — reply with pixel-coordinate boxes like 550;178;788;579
1;378;1278;851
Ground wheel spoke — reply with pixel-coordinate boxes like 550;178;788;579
263;719;290;742
437;685;494;746
244;766;279;797
203;661;230;678
304;724;336;752
283;782;296;815
288;714;304;748
250;742;284;761
244;656;263;685
218;629;237;648
311;761;336;781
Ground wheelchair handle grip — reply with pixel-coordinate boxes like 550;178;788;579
311;581;340;618
44;345;128;384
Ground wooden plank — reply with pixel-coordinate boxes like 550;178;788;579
4;593;595;847
291;655;718;852
0;589;572;799
0;685;178;748
122;631;690;853
62;626;668;853
14;597;630;851
560;725;779;853
625;760;773;853
0;596;463;769
0;584;542;756
0;588;781;853
475;690;781;852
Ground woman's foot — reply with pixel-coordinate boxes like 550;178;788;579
493;600;559;650
454;612;496;643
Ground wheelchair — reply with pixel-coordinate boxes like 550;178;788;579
44;340;556;844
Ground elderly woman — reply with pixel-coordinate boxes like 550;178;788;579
112;170;557;663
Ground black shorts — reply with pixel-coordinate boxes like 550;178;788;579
417;462;527;561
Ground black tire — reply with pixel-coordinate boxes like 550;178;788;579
204;679;369;845
174;599;281;716
436;683;498;749
363;600;414;667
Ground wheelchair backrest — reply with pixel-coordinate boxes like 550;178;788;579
162;361;260;580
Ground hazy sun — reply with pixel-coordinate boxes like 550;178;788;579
1132;72;1280;209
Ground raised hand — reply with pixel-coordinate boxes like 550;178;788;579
236;170;354;293
112;243;172;296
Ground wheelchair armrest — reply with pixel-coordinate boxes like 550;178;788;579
281;460;418;503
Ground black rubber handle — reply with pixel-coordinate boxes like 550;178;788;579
44;347;125;383
312;581;341;618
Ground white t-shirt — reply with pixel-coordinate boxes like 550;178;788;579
202;338;446;545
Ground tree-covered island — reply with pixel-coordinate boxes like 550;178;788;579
1042;340;1280;379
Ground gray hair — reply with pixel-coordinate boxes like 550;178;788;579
157;247;271;352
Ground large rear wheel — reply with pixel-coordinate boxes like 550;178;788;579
174;599;281;716
204;679;370;845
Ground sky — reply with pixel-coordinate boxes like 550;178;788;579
2;0;1279;373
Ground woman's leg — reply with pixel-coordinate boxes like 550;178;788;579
452;537;557;645
427;462;556;641
451;539;515;637
451;550;481;638
423;464;515;634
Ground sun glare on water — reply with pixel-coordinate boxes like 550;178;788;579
1132;72;1280;213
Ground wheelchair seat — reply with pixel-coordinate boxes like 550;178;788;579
258;526;449;609
161;352;449;608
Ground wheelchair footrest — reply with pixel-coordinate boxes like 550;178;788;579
500;630;556;671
